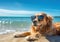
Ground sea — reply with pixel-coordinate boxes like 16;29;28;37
0;16;60;34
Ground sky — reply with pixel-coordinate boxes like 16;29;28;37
0;0;60;17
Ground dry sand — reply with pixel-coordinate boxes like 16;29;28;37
0;32;60;42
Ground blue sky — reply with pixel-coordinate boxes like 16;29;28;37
0;0;60;17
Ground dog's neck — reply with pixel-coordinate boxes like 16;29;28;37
32;23;53;35
40;24;54;35
36;24;53;34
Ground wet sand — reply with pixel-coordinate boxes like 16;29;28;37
0;32;60;42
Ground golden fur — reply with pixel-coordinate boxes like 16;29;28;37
14;12;60;40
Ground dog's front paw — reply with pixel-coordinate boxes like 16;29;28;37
25;34;40;41
25;36;38;41
14;34;26;38
25;33;41;41
35;34;40;38
14;35;20;38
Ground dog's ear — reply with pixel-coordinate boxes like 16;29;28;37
47;16;53;21
46;16;53;27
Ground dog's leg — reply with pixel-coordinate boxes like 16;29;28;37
14;26;37;38
14;32;31;38
30;26;37;34
25;26;41;41
53;22;60;35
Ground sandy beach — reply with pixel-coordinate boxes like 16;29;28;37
0;32;60;42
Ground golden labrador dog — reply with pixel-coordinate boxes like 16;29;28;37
14;12;60;41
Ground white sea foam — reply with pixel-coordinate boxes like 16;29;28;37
0;21;1;23
0;29;16;34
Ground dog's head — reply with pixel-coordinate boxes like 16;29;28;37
31;12;53;29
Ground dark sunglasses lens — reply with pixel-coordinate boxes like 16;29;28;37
31;16;36;21
38;15;44;21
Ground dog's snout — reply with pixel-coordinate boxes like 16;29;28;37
33;21;37;26
33;21;37;23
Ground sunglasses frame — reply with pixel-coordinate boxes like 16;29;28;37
38;15;44;21
31;15;44;21
31;16;36;21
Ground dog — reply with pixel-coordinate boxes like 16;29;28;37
14;12;60;41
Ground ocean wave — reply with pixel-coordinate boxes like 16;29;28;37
0;30;16;34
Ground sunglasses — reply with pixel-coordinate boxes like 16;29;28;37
31;15;44;21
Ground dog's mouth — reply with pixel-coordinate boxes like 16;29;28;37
32;19;43;26
33;21;46;30
33;21;43;28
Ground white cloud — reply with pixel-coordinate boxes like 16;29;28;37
0;9;60;16
0;9;39;14
0;9;40;16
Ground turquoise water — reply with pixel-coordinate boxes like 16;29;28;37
0;17;60;34
54;17;60;22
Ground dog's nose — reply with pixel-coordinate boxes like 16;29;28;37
33;21;37;26
33;21;37;23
